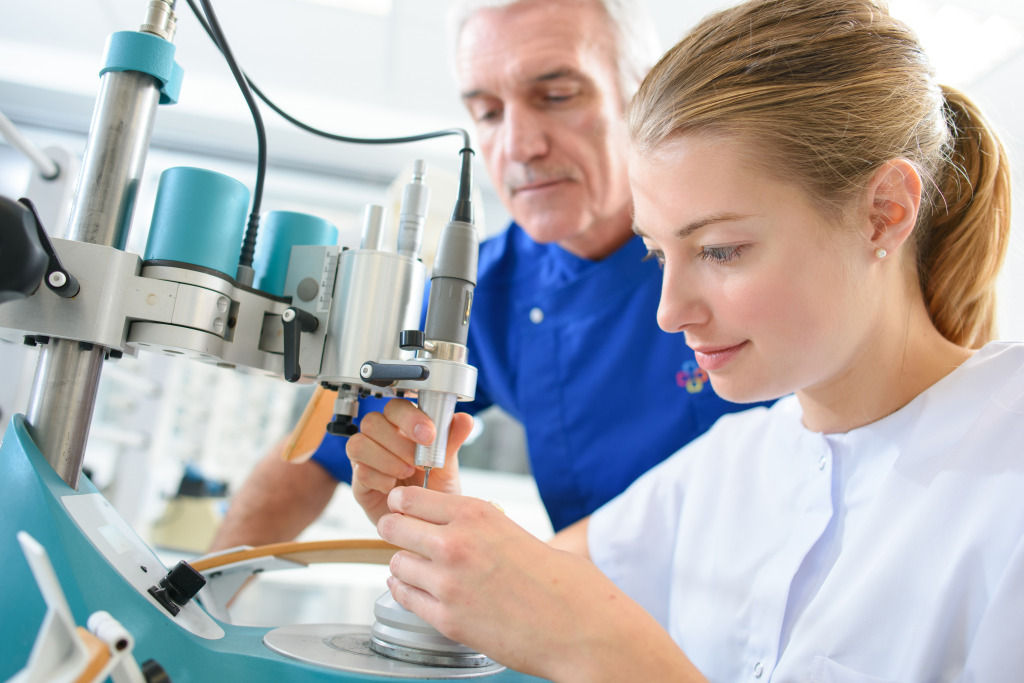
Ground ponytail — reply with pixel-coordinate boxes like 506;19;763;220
918;86;1012;348
628;1;1014;350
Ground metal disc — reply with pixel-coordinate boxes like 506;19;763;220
263;624;506;679
368;634;494;668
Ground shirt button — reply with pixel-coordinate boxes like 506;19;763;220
818;454;827;470
753;661;764;678
529;307;544;324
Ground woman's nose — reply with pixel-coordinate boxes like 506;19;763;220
656;263;707;333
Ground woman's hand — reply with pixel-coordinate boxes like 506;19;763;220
377;486;706;683
346;399;473;525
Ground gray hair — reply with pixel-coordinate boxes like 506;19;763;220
446;0;662;105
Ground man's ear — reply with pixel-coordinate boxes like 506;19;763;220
864;158;922;256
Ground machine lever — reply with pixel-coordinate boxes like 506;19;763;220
282;306;319;382
19;197;81;298
0;195;48;304
359;361;429;387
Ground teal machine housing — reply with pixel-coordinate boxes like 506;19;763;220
0;3;543;681
0;416;541;681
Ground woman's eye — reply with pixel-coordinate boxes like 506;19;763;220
642;249;665;269
698;245;744;263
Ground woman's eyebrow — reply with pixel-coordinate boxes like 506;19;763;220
633;212;753;239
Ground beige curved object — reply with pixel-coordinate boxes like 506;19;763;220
280;385;337;463
191;538;397;572
191;539;398;623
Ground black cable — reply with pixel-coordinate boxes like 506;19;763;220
185;0;476;284
250;80;471;150
184;0;471;151
195;0;266;273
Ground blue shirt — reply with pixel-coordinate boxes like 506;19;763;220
313;223;761;530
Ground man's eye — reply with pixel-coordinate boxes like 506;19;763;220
642;250;665;269
698;245;745;263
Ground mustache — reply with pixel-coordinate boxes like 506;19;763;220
504;164;579;194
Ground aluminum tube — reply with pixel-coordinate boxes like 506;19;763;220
25;68;162;488
65;69;161;249
360;204;386;251
25;340;106;490
414;390;457;470
396;160;428;259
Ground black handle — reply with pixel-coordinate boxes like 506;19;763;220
20;198;80;298
359;361;429;387
0;195;47;304
282;307;319;382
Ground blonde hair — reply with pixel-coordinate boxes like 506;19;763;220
628;0;1012;347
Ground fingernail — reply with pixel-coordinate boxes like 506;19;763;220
412;422;432;444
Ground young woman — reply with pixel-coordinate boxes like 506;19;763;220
349;1;1021;680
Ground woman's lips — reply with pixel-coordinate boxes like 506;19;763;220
692;341;747;371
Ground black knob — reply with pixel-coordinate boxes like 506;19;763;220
326;414;359;436
141;659;172;683
0;195;47;304
399;329;425;351
163;561;206;604
147;561;206;617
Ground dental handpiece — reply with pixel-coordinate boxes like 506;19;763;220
414;148;477;486
414;214;478;483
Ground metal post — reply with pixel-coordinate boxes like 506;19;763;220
25;341;106;490
64;70;162;250
25;2;174;488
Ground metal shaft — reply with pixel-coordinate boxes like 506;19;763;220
25;341;106;490
414;390;457;470
65;70;162;249
25;52;164;488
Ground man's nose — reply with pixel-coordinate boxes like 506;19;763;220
503;105;548;163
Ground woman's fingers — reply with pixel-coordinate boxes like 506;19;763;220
377;489;457;550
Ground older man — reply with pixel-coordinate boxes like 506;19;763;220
211;0;756;550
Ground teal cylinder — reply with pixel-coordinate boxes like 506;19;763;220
253;210;338;297
144;167;249;277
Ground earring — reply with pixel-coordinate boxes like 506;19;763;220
875;247;887;259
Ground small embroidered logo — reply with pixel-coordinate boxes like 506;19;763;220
676;361;708;393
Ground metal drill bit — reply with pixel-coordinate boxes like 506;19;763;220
422;467;431;489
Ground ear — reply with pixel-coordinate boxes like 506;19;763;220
863;159;922;256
